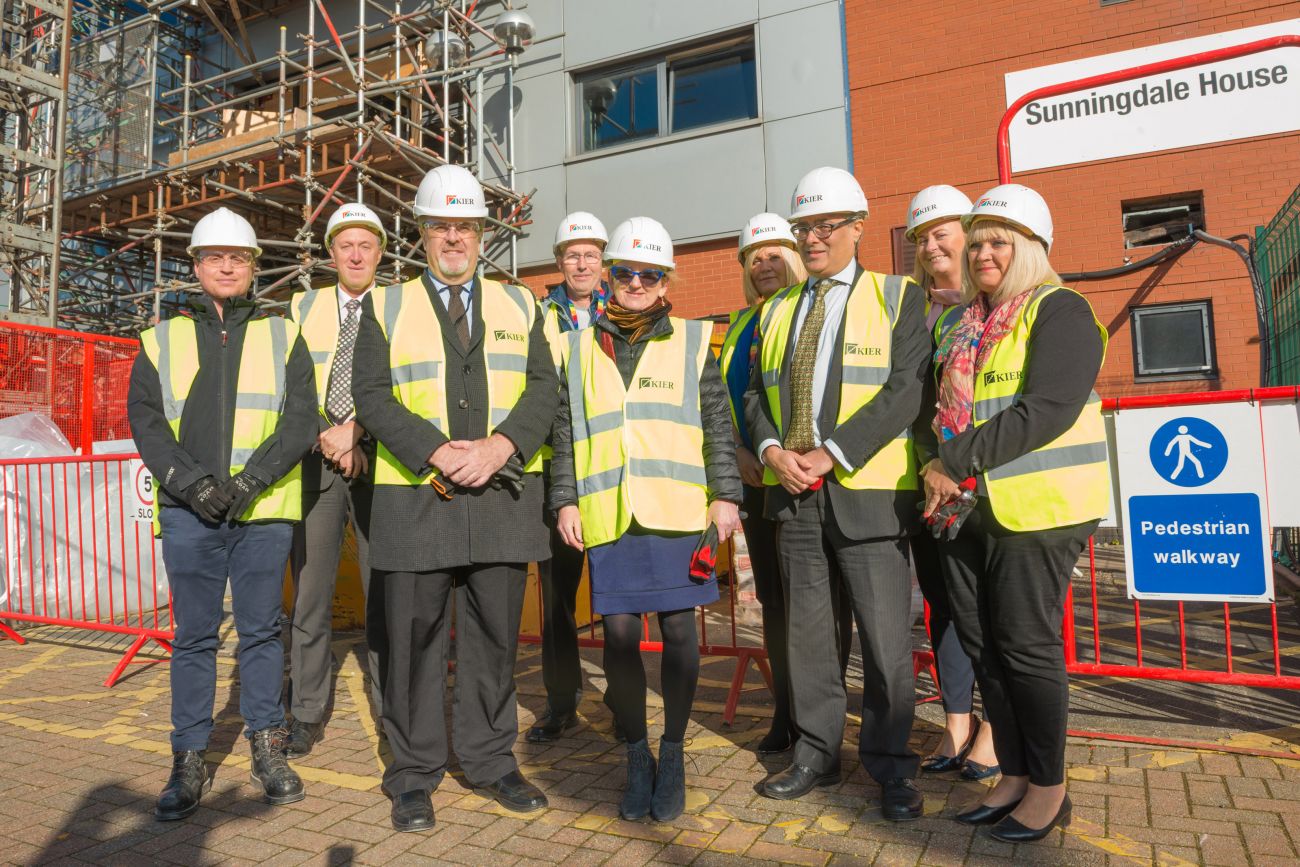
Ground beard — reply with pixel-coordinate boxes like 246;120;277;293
437;253;471;278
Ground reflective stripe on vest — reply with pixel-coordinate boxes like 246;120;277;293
139;315;303;534
369;276;541;486
541;303;565;376
290;287;341;419
974;284;1110;532
756;271;918;491
562;318;710;547
718;304;760;431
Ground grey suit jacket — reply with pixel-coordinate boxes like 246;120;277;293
351;271;559;572
743;267;930;541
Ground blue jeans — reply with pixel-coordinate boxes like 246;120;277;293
161;506;293;751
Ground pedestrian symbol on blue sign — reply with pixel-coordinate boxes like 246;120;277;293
1148;416;1227;487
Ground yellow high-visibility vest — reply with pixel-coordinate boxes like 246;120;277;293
290;285;362;421
562;318;711;548
369;275;542;486
965;284;1110;532
718;304;760;432
757;271;918;491
139;315;303;534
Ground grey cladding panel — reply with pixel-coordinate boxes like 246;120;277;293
757;3;846;121
563;0;759;68
763;109;851;215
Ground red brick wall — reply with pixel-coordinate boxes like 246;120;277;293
844;0;1300;396
516;237;749;321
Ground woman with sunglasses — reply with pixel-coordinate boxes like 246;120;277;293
919;185;1109;842
904;186;999;782
549;216;743;823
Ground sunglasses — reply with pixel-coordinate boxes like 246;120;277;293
610;265;667;288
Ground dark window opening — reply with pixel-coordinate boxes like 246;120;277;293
1131;301;1216;379
1122;191;1205;249
891;227;917;277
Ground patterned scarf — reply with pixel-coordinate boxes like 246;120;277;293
932;287;1035;442
567;285;608;329
599;297;672;360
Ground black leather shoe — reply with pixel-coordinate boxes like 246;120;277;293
921;717;980;774
284;719;324;758
475;770;548;813
881;778;924;821
956;798;1022;825
249;728;306;806
990;796;1071;842
620;739;656;820
526;709;577;744
155;750;210;821
760;763;841;800
391;790;436;832
753;728;797;757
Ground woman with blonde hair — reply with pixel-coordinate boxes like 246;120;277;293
919;184;1109;843
550;216;742;822
904;187;998;782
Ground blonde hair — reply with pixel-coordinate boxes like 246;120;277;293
740;244;807;306
961;220;1059;305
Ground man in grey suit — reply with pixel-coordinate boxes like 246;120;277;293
351;165;559;832
744;167;930;820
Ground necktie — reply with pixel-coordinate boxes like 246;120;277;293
446;283;470;350
785;278;836;453
325;298;361;425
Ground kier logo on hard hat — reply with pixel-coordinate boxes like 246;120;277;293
570;223;593;232
751;226;775;237
632;239;662;252
445;195;477;206
796;194;824;207
977;198;1009;209
912;204;938;219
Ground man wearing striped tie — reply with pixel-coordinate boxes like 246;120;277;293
744;168;931;820
284;203;388;758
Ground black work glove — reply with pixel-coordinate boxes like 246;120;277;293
185;475;233;524
489;452;526;498
220;472;269;522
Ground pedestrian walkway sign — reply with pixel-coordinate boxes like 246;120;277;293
1115;405;1273;602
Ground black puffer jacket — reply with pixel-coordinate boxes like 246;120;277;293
548;314;742;513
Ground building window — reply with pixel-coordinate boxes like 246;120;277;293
891;227;917;277
1122;191;1205;249
575;33;757;154
1131;301;1216;379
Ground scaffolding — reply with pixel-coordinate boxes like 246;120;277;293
4;0;539;334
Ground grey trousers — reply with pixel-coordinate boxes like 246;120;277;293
289;473;382;724
778;487;920;782
380;564;528;797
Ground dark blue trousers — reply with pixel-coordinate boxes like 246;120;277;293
161;506;293;751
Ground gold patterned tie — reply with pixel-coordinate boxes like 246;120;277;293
785;278;835;453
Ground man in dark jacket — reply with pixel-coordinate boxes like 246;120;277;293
350;165;559;832
127;207;318;822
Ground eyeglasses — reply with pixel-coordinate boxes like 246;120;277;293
610;265;667;288
561;252;602;265
790;215;860;241
196;251;255;267
421;220;482;238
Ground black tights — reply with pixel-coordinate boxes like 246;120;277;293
602;609;699;744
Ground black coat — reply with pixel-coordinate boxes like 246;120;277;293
127;295;318;510
351;272;560;572
743;270;931;541
547;314;743;513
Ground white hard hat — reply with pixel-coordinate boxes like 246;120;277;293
789;166;869;222
187;206;261;257
413;164;488;219
554;211;608;254
962;183;1054;252
326;202;387;248
905;185;974;242
604;216;674;270
737;213;797;262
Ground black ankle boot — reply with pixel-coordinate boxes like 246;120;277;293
651;739;685;822
155;750;210;821
249;728;306;806
621;738;656;820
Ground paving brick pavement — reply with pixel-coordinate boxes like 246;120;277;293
1;624;1299;865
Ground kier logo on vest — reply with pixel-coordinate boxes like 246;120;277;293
638;377;673;389
983;370;1023;386
493;330;525;342
844;343;882;357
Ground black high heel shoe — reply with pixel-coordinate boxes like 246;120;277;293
955;797;1021;825
990;796;1072;842
921;717;981;774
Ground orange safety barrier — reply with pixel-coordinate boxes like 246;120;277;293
0;321;138;454
0;453;173;686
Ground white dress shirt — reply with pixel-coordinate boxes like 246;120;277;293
336;285;372;324
757;260;858;472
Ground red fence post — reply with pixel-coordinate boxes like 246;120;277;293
81;341;96;454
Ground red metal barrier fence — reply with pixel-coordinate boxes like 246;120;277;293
0;321;138;453
0;453;173;686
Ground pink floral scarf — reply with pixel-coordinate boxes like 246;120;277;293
932;288;1035;442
